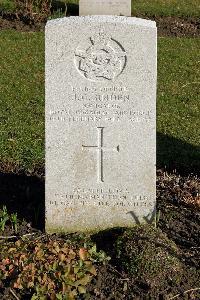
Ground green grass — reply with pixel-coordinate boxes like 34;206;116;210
132;0;200;17
0;0;15;12
158;38;199;144
63;0;200;17
157;37;200;172
0;30;199;173
62;0;200;17
1;0;200;17
0;30;44;171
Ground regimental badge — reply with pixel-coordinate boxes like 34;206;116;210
74;31;127;82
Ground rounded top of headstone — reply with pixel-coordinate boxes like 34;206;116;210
46;16;156;29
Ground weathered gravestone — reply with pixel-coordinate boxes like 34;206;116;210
79;0;131;16
45;16;157;233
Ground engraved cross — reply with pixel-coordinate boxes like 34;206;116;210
82;127;119;183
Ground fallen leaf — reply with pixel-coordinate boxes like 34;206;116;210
79;248;88;261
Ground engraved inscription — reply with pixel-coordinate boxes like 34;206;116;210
50;200;155;208
74;32;127;82
82;127;119;182
48;84;155;124
50;191;155;208
49;108;153;123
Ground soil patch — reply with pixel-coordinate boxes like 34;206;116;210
0;12;199;37
87;171;200;299
0;13;45;31
143;15;200;37
0;171;199;299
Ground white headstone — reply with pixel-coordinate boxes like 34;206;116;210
45;16;157;233
79;0;131;16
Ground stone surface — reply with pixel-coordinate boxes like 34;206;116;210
45;16;157;233
79;0;131;16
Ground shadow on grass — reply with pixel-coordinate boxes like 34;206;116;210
91;227;125;258
157;132;200;176
0;173;45;230
51;1;79;16
0;132;199;230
